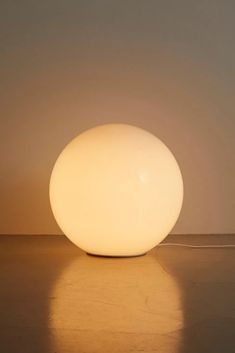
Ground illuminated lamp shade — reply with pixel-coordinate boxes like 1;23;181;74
49;124;183;257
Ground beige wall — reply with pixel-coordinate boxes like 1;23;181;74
1;1;235;235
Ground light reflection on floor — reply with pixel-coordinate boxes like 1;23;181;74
50;254;183;353
1;235;235;353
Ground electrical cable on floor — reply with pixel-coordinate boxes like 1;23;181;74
158;243;235;248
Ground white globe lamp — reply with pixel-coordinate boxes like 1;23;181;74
49;124;183;257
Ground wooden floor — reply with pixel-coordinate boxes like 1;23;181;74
0;234;235;353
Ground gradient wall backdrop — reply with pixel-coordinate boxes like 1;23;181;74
1;1;234;235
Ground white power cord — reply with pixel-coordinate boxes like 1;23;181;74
158;243;235;248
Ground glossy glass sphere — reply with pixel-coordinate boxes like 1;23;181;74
50;124;183;256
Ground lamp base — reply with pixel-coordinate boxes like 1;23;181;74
86;252;147;258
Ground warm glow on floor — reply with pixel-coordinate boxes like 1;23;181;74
50;254;183;353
